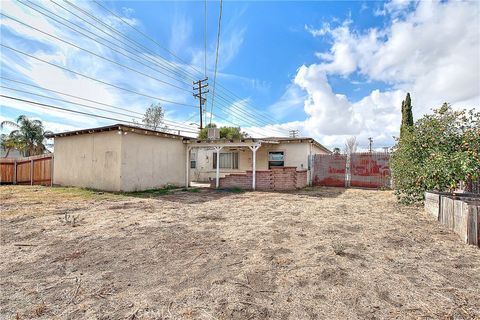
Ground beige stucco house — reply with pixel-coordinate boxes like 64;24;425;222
189;137;330;186
49;124;187;192
48;124;330;192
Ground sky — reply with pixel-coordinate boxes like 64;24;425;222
0;0;479;150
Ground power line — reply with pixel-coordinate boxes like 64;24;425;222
0;95;200;134
0;12;192;93
19;0;193;87
204;0;207;78
61;0;191;82
89;0;290;133
51;0;287;133
0;81;199;131
92;0;202;78
0;44;197;108
15;0;283;133
17;0;290;135
209;0;223;125
0;76;142;115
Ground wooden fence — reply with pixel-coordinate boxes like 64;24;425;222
425;191;479;247
0;154;53;186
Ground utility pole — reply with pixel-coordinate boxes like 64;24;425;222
193;78;208;129
289;129;299;138
368;137;373;152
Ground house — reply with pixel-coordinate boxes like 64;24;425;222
47;124;330;192
0;148;22;158
46;124;188;192
189;137;330;189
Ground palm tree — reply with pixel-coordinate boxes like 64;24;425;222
0;115;53;157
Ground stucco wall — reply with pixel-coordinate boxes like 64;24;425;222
120;132;186;191
53;131;122;191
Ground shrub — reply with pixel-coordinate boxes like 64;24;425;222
391;104;480;204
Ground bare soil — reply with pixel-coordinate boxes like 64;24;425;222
1;186;479;319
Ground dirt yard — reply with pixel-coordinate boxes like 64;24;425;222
1;186;479;319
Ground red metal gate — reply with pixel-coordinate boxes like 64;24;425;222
312;154;346;187
312;152;391;189
350;152;391;188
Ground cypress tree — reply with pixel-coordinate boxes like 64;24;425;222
400;92;413;139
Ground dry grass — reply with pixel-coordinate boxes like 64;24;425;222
1;185;479;319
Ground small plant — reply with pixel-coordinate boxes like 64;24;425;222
225;187;244;193
33;303;46;317
64;212;78;227
332;243;346;256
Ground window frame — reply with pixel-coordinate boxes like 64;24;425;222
213;151;239;169
268;151;285;169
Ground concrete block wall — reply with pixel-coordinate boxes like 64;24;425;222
211;167;308;191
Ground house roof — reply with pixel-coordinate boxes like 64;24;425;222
261;137;331;153
46;124;331;153
44;124;191;140
186;136;331;153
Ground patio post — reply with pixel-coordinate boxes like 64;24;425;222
214;146;223;188
249;144;261;190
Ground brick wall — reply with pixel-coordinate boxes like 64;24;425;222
211;167;308;191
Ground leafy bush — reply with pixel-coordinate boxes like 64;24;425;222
391;104;480;204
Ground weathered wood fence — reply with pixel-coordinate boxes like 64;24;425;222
0;154;53;185
425;191;479;247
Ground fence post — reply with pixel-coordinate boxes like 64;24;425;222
13;160;17;185
50;155;54;187
30;158;33;185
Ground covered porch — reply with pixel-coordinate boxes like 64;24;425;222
185;139;275;190
184;139;308;191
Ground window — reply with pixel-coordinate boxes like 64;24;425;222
268;151;284;169
190;160;196;169
213;152;239;169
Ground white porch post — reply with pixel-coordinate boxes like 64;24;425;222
185;146;192;187
249;144;261;190
214;146;223;188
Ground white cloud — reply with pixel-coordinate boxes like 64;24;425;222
267;0;479;149
0;0;198;135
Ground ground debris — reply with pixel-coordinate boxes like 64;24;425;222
0;185;479;319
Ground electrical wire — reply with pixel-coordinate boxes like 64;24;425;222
0;95;200;134
89;0;292;133
1;12;192;93
209;0;223;125
0;85;198;131
0;44;197;108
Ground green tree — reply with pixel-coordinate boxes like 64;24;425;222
197;123;249;140
142;103;167;131
400;92;414;140
391;103;480;204
0;133;20;158
0;115;53;157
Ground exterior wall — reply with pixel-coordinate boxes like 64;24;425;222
211;167;308;191
120;132;186;192
191;141;328;183
53;131;122;191
190;147;251;182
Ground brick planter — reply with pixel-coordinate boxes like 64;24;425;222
211;167;307;191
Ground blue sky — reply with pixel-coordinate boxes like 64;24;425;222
1;0;479;149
